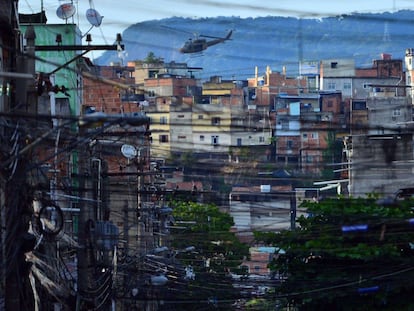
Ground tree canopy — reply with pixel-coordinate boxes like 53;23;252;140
168;200;249;310
255;196;414;310
143;52;163;64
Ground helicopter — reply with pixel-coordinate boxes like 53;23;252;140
179;30;233;54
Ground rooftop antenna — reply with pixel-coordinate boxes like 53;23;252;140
383;0;395;42
40;0;45;23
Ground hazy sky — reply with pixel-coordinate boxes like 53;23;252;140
18;0;414;52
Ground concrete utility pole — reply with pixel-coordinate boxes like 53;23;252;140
290;192;297;230
4;156;35;310
0;2;129;309
15;25;37;116
76;144;96;310
4;14;37;311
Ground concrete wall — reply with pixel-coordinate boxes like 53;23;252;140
350;133;414;197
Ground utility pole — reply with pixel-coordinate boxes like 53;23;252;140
32;31;125;310
1;2;131;309
290;191;297;230
3;13;37;311
76;141;96;310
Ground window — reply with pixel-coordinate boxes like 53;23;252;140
198;115;204;119
288;156;298;163
235;118;243;126
178;135;186;139
211;135;219;145
392;108;401;116
352;101;366;110
277;156;285;162
160;116;168;124
148;70;158;78
237;138;242;146
281;120;289;130
259;136;265;143
159;135;169;143
311;132;318;139
287;140;293;149
303;103;312;111
200;135;205;141
55;98;70;116
330;62;338;68
177;114;185;118
327;82;336;90
343;82;351;90
212;117;221;125
303;133;308;139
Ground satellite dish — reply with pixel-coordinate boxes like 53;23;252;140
86;8;103;27
56;3;76;20
151;275;168;286
121;144;137;159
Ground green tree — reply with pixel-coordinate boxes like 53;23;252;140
143;51;163;63
169;200;249;310
321;131;343;180
257;197;414;310
181;151;195;169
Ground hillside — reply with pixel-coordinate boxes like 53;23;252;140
95;10;414;80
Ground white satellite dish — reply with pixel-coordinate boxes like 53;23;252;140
121;144;137;159
86;8;103;27
151;275;168;286
56;3;76;20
